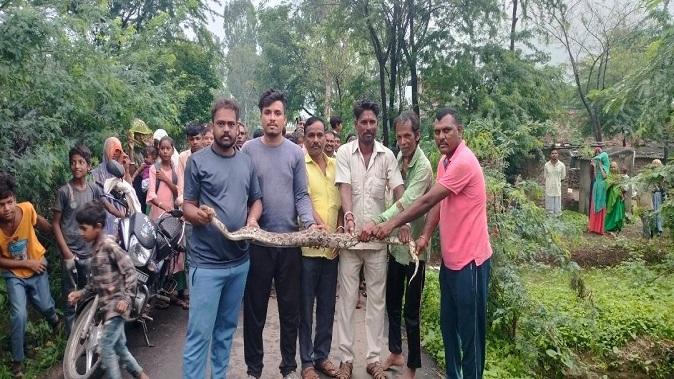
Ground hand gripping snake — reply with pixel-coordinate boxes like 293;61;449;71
210;217;421;284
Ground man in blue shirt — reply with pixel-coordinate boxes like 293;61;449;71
182;98;263;379
242;89;317;379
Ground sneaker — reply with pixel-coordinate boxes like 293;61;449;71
283;371;300;379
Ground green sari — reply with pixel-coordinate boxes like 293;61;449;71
592;152;610;212
605;175;626;232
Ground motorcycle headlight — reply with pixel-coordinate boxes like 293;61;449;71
129;235;152;266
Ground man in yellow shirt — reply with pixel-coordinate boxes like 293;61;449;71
299;117;342;379
0;172;59;377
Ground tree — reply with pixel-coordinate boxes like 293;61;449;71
222;0;262;123
534;0;642;142
604;13;674;159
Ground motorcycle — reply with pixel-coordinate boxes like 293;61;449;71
63;160;185;379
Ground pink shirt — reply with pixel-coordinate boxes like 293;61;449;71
146;165;177;222
437;141;492;270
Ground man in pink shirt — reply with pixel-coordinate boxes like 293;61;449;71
370;107;492;379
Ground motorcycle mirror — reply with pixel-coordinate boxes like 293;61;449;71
106;160;125;179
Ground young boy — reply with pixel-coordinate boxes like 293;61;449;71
68;201;149;379
0;172;59;377
131;146;158;214
53;144;107;335
202;123;214;146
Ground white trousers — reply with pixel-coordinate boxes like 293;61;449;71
335;248;388;364
545;195;562;216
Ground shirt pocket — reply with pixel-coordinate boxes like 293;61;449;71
352;178;363;196
368;177;386;200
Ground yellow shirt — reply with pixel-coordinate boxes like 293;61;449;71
0;202;47;278
302;153;341;259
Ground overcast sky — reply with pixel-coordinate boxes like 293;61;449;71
203;0;671;74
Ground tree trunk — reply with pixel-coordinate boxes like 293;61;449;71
408;0;420;116
324;74;332;118
559;18;602;141
387;5;400;147
363;0;390;146
510;0;519;52
378;59;389;146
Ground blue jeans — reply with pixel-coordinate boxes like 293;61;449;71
440;259;491;379
5;272;58;362
100;316;143;379
299;256;338;369
183;260;250;379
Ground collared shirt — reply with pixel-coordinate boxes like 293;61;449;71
376;146;433;264
303;153;341;259
544;160;566;197
335;139;404;250
81;236;137;321
437;141;492;270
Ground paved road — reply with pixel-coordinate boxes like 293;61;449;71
47;294;443;379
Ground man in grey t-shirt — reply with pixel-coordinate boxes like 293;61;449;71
182;98;263;379
241;89;316;379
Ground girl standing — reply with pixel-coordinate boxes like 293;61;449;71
146;136;187;308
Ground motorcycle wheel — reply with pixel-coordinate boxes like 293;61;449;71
63;297;104;379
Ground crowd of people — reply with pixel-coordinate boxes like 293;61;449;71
0;89;493;379
544;146;666;236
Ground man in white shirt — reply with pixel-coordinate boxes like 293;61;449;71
544;149;566;216
334;99;404;379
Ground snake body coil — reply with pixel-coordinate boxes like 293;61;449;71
210;217;420;282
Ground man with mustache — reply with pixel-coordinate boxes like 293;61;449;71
324;130;337;157
334;99;404;379
370;108;493;379
299;117;342;379
242;89;317;379
361;111;433;379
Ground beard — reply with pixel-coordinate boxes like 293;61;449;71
215;136;236;150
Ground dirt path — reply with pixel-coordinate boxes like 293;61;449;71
46;294;443;379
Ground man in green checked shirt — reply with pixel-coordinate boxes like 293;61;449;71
361;111;433;379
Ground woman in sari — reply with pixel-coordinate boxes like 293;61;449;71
588;147;610;234
605;161;626;233
91;137;128;236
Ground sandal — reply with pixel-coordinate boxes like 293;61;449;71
316;360;339;377
336;362;353;379
301;367;320;379
366;362;388;379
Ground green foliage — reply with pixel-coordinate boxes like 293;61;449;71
0;1;223;376
0;2;222;211
601;18;674;148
